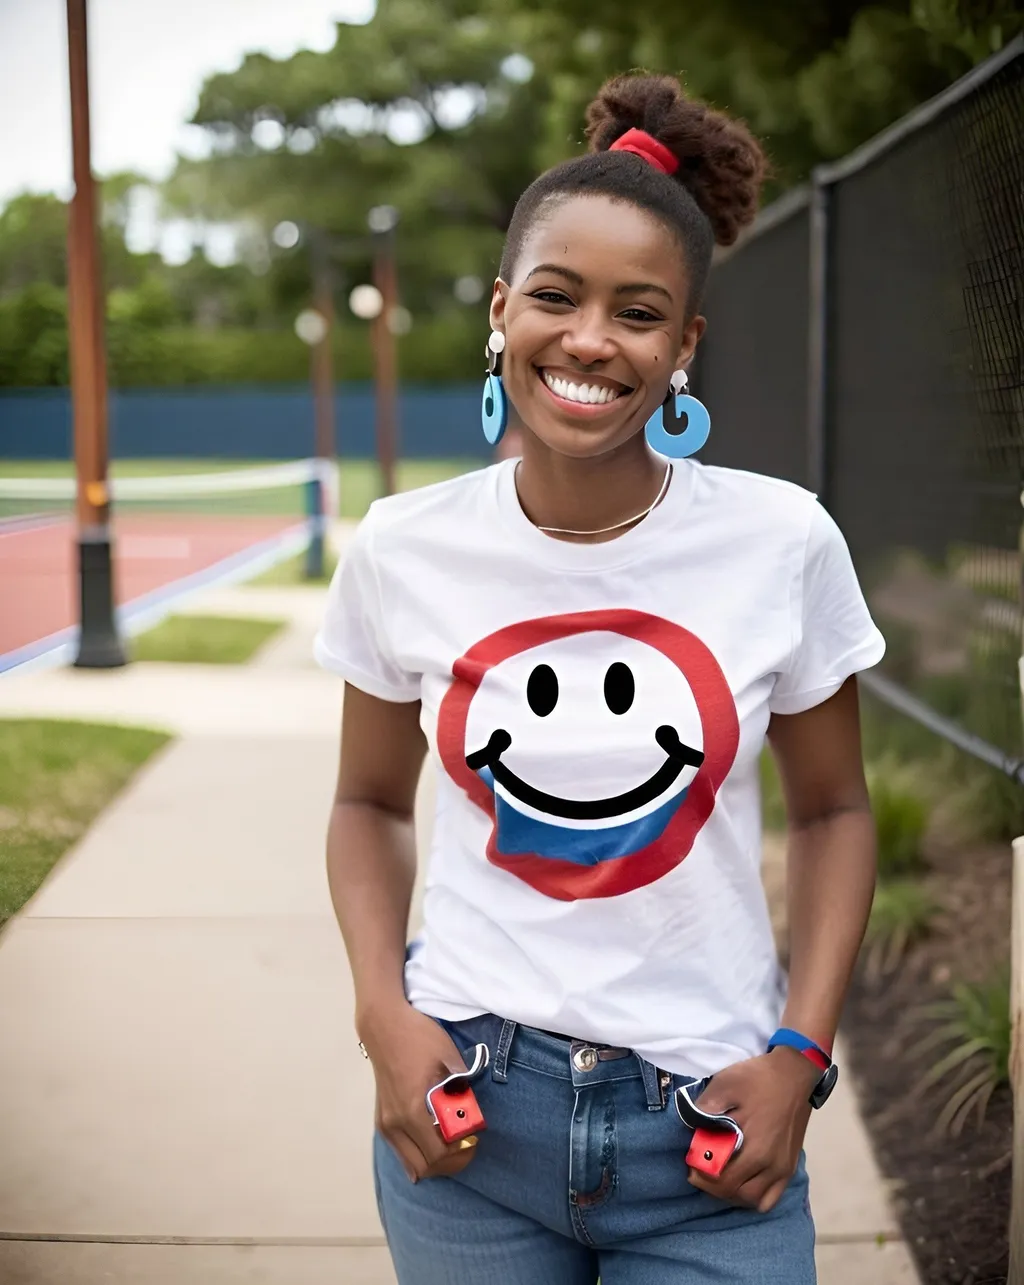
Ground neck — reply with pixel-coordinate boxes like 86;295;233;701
513;432;668;543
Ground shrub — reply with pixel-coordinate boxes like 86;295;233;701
869;768;929;879
863;878;940;978
911;967;1011;1136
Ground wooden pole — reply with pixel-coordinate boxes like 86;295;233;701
66;0;124;666
311;240;336;466
371;228;398;498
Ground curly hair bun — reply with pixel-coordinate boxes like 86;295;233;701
585;73;766;247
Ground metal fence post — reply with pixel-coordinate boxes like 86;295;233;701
1012;829;1024;1283
1012;523;1024;1281
806;173;831;503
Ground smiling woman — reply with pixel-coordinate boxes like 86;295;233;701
315;71;885;1285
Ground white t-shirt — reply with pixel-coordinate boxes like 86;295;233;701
315;458;885;1078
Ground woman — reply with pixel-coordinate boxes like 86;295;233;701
316;72;884;1284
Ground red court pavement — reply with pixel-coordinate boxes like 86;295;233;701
0;514;299;658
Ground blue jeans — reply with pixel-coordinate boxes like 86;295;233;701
374;1014;816;1284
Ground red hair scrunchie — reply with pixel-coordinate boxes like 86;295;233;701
608;128;680;176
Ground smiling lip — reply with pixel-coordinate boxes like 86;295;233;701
536;367;633;417
465;725;705;821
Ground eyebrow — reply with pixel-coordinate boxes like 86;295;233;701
524;263;674;303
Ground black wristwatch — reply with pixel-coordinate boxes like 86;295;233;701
767;1027;839;1109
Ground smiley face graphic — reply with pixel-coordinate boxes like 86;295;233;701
437;610;739;900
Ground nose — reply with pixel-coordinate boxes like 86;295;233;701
560;306;617;368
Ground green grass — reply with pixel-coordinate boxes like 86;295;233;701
250;548;339;586
0;718;170;925
130;614;285;664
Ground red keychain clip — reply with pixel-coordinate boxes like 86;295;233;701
674;1081;744;1179
425;1043;490;1145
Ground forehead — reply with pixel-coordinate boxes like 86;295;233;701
513;193;687;291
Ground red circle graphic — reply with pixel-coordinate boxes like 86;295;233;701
436;609;739;901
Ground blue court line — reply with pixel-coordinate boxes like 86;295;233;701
0;521;313;678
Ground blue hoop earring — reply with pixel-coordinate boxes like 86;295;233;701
645;370;710;458
481;331;507;446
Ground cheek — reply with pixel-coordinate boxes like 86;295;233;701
505;314;555;377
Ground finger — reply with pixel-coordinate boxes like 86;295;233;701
423;1146;479;1180
386;1129;430;1184
420;1132;480;1179
732;1169;776;1210
689;1172;758;1208
690;1155;771;1207
756;1176;789;1213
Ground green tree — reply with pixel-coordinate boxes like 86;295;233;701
507;0;1022;187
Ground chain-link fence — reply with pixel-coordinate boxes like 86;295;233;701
695;37;1024;781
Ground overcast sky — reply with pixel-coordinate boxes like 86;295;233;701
0;0;375;211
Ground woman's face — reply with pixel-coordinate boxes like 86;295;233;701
491;195;705;460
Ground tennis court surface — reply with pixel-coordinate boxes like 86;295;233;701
0;460;333;671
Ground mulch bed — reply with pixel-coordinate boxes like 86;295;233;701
841;840;1013;1285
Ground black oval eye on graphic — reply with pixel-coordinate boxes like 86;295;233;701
527;663;559;717
604;662;635;715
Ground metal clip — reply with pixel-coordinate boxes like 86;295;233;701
674;1081;745;1150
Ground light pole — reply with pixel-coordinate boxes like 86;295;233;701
66;0;125;667
368;205;400;497
279;220;337;579
293;304;331;579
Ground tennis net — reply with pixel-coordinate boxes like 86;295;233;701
0;458;336;528
0;459;338;667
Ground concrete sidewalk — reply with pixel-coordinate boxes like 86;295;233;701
0;588;919;1283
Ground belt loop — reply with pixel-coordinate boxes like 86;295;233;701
492;1018;517;1083
638;1056;669;1111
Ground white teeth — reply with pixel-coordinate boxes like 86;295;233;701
543;372;621;405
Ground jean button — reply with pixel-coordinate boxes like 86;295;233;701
573;1046;598;1072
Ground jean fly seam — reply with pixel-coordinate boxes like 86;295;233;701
492;1018;517;1083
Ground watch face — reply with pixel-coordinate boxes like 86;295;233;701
811;1063;839;1109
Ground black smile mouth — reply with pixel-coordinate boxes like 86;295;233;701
465;725;705;821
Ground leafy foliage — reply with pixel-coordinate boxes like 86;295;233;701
869;766;930;879
2;0;1020;386
910;967;1012;1135
864;877;940;977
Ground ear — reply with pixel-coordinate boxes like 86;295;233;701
488;279;509;335
675;314;707;370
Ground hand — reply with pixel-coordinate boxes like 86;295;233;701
686;1048;819;1211
359;1002;478;1184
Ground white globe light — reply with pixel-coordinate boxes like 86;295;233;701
273;220;300;249
367;204;399;234
349;283;384;320
454;274;484;305
387;305;413;336
253;118;286;150
294;308;328;346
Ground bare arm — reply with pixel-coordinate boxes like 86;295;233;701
691;676;876;1211
327;683;425;1029
768;674;876;1051
327;683;473;1182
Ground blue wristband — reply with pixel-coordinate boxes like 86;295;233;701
767;1027;832;1070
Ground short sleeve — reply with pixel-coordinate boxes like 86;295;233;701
313;512;420;703
769;501;886;715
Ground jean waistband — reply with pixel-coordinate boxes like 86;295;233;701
446;1013;703;1112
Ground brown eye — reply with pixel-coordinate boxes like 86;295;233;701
604;662;635;715
527;664;558;717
